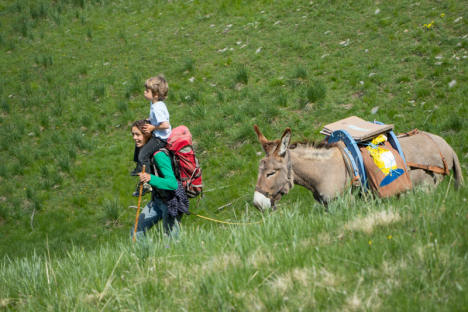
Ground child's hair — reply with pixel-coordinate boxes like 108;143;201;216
145;75;169;101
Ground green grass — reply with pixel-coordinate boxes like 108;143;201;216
0;0;467;310
1;185;467;311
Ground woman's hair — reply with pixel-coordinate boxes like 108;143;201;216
145;75;169;101
131;120;151;136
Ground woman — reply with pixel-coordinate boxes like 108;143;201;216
131;120;188;239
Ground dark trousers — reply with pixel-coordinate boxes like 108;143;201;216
132;197;182;239
133;136;167;173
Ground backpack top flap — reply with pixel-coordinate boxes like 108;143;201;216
167;125;193;152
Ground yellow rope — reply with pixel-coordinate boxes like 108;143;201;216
193;213;263;225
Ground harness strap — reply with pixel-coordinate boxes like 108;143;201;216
398;129;449;175
286;150;293;189
398;128;420;138
336;141;361;187
406;162;448;175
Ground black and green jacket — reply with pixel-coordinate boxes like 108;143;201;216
148;151;178;194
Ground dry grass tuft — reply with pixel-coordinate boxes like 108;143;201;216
344;210;401;234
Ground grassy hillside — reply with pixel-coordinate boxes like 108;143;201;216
0;0;467;310
1;190;468;311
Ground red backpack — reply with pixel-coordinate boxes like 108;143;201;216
165;125;203;198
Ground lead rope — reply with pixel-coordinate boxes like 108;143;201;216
191;190;263;225
192;213;264;225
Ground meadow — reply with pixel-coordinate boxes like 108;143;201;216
0;0;467;310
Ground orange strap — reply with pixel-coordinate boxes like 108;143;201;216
407;162;448;175
398;128;421;138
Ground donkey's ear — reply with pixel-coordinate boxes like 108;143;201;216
275;128;291;157
254;124;268;145
254;124;278;155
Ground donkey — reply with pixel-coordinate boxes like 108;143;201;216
252;125;464;210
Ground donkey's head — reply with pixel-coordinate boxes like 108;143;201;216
253;125;293;211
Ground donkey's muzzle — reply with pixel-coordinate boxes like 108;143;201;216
253;191;271;211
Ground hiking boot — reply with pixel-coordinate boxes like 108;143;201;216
132;182;152;197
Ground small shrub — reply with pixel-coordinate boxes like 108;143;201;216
26;187;42;211
93;83;106;99
102;198;122;226
294;66;308;80
396;76;410;83
242;101;262;118
117;100;128;113
16;16;30;37
118;29;127;43
190;103;207;119
71;194;87;208
30;2;49;20
39;55;53;68
263;104;280;122
211;118;226;133
58;154;71;173
184;90;200;104
306;81;327;103
16;147;33;167
216;90;225;103
0;98;10;113
71;131;88;150
276;91;288;107
40;165;50;179
15;1;25;12
444;115;463;132
234;126;253;142
52;103;64;117
0;202;9;220
235;65;248;85
72;0;86;9
67;145;77;160
0;161;9;177
78;65;88;76
415;87;430;99
182;58;195;73
80;113;92;127
39;112;49;128
125;73;142;98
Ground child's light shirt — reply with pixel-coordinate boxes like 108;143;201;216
149;101;171;140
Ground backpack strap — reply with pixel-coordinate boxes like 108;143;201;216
153;148;180;179
153;148;170;157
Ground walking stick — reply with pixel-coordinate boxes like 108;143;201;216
132;165;146;242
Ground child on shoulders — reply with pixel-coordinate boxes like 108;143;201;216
132;75;172;196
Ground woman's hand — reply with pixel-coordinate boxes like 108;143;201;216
138;172;151;184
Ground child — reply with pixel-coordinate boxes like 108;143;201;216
132;75;172;196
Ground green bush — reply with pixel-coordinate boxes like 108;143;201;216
306;80;327;103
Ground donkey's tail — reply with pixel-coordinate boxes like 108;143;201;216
452;150;464;189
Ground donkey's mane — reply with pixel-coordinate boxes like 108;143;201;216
289;140;336;150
